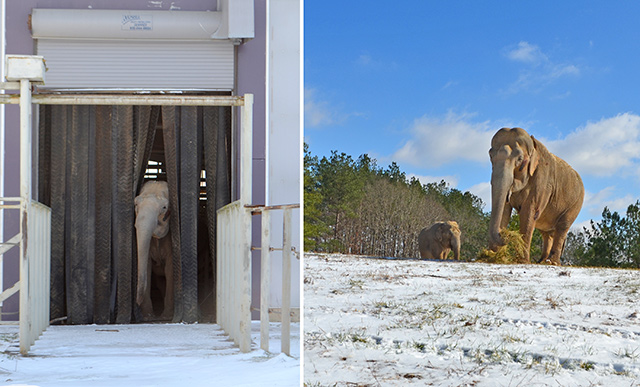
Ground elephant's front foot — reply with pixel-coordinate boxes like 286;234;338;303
538;250;562;266
488;240;504;252
138;299;155;320
539;258;560;266
488;233;506;252
133;303;153;322
159;309;173;321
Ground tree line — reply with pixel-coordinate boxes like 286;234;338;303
564;204;640;268
305;144;640;269
304;144;488;260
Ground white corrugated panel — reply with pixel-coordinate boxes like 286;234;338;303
36;39;234;90
31;9;224;40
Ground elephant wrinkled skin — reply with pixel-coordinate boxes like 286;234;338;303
418;221;461;260
488;127;584;265
135;181;173;319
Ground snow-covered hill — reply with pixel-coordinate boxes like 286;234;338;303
304;253;640;386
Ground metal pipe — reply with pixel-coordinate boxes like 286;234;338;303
0;0;6;312
246;203;300;210
0;93;246;106
260;210;270;352
0;82;19;90
240;94;253;204
19;78;32;355
0;233;20;255
281;207;292;355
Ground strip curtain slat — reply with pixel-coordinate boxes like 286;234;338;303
38;104;230;324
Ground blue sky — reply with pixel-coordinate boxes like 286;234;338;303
304;1;640;229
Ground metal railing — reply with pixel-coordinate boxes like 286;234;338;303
21;201;51;353
217;201;253;352
251;204;299;356
217;202;299;355
0;61;52;355
0;197;51;355
215;92;255;352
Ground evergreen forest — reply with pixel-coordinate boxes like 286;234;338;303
304;144;640;269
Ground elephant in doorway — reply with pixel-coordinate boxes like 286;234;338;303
135;180;173;319
418;221;461;260
488;127;584;265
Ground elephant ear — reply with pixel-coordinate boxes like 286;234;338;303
134;196;142;215
528;136;540;176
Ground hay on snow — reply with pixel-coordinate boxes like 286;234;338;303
477;230;528;264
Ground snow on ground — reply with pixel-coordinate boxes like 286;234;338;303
304;253;640;386
0;321;300;386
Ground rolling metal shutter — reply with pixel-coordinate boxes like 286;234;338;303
36;39;234;90
31;9;239;90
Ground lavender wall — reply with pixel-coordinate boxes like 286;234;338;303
3;0;267;320
238;0;267;320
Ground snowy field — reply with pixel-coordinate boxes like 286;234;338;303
304;253;640;386
0;321;300;386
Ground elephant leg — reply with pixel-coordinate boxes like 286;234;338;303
518;207;536;264
539;232;553;263
441;248;450;260
545;229;568;265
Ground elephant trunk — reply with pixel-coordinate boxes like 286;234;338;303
135;212;157;306
489;163;513;250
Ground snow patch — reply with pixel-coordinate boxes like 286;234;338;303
304;253;640;386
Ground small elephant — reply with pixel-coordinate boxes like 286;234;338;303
418;221;461;260
488;127;584;265
135;180;173;319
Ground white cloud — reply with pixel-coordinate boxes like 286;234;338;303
305;87;366;129
506;41;546;64
545;113;640;177
304;88;336;128
582;186;637;217
354;51;398;70
466;181;491;210
409;174;459;188
441;80;459;90
571;219;592;233
357;53;372;66
551;64;580;78
392;111;495;168
503;41;581;94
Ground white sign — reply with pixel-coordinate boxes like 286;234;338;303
121;14;153;31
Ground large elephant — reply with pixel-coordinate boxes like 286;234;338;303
134;180;173;319
418;221;461;260
488;127;584;265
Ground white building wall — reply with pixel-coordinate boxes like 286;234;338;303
266;0;301;309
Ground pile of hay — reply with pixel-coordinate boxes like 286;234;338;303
477;230;528;264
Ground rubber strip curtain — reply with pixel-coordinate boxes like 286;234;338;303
38;105;231;324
